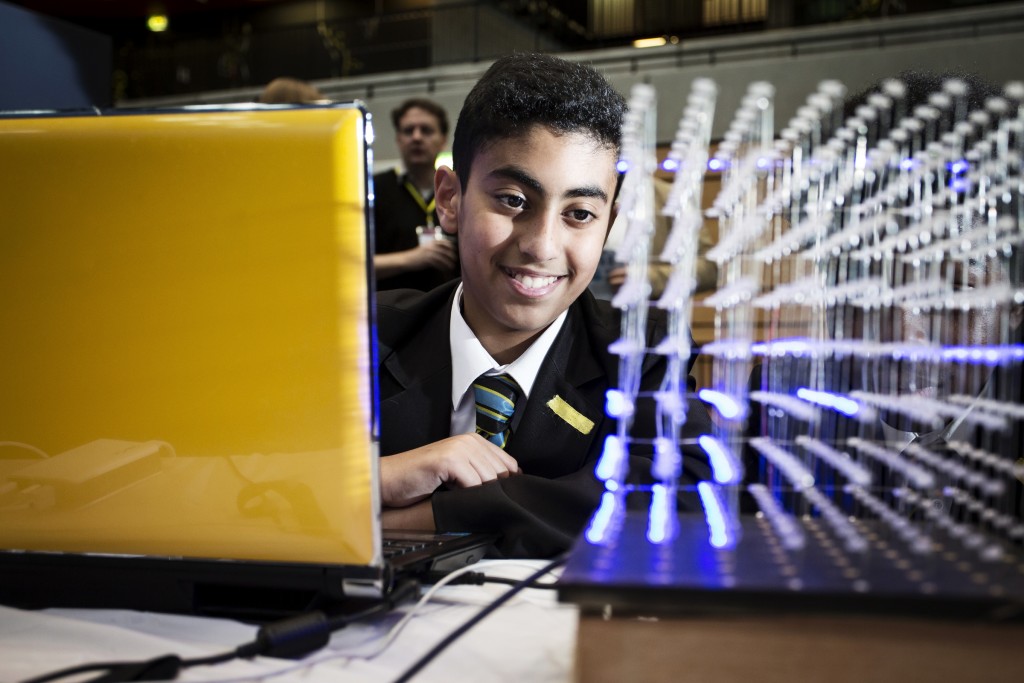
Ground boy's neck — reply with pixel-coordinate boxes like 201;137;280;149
460;298;543;366
482;334;538;366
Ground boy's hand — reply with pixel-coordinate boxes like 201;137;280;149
379;434;520;508
382;500;434;530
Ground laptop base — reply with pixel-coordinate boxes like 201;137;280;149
0;552;378;622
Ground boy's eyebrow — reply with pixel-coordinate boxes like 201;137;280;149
489;166;543;193
488;165;610;203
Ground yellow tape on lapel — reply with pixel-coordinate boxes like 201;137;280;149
546;395;594;435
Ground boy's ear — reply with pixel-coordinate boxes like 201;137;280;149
434;166;460;236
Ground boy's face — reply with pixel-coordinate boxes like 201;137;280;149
436;125;617;358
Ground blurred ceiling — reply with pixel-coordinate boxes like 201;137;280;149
2;0;600;100
7;0;294;18
7;0;1008;103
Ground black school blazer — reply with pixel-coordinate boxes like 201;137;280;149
376;281;712;557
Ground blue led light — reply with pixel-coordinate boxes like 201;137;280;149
796;387;861;416
652;437;679;481
698;389;744;420
699;435;741;484
616;160;630;173
605;389;633;418
947;159;969;175
697;482;733;549
586;491;618;544
940;344;1024;366
949;178;972;194
595;434;625;481
899;158;917;171
751;337;813;357
708;158;728;172
646;484;673;544
661;158;680;172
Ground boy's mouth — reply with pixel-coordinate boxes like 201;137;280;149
503;268;565;293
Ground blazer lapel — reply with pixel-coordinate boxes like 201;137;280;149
379;297;454;455
508;302;609;476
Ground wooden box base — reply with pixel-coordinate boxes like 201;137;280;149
575;612;1023;683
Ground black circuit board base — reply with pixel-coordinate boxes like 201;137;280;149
557;512;1024;621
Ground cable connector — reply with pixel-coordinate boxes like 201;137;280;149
386;576;423;606
243;611;330;660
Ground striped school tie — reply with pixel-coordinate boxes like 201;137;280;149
473;373;521;449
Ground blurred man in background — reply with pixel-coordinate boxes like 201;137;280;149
374;98;459;291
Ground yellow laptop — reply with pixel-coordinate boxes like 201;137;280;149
0;105;488;618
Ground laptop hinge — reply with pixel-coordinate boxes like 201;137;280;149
342;576;387;599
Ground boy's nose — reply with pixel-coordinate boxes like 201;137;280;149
518;212;561;262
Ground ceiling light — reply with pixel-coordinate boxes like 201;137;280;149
147;14;169;32
633;36;667;49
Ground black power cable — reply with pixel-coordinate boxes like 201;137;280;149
478;575;558;590
391;556;567;683
19;578;420;683
425;569;559;590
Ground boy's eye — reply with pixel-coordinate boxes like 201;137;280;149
499;194;526;209
568;209;595;222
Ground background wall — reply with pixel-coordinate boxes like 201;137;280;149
122;3;1024;168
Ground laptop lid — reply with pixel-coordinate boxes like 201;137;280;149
0;104;385;616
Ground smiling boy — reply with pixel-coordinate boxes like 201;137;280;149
375;54;711;557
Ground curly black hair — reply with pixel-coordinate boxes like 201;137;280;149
451;53;626;188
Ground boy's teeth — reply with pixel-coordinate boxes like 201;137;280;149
514;273;557;289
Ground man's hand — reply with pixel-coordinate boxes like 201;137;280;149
607;265;627;289
412;239;458;271
374;238;457;278
379;433;520;508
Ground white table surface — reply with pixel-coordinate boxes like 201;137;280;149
0;561;578;683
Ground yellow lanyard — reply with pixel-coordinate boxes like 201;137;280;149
403;179;436;228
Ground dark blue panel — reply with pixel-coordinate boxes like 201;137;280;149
0;1;111;110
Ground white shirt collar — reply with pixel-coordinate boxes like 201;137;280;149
449;282;568;411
